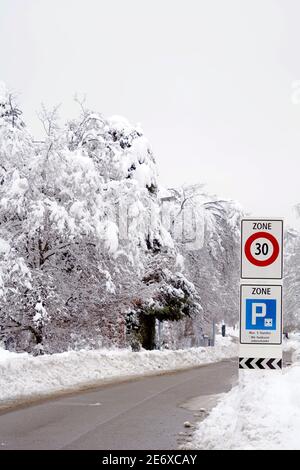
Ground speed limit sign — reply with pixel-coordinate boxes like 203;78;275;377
241;219;283;279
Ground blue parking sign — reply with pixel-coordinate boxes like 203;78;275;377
245;299;276;330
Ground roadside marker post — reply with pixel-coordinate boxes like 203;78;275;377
239;219;283;370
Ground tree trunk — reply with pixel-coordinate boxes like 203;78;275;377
139;314;156;350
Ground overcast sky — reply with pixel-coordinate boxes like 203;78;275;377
1;0;300;227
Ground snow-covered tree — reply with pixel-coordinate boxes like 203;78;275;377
0;87;202;353
0;82;24;130
284;228;300;333
160;186;243;335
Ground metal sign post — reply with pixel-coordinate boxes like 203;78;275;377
239;218;283;370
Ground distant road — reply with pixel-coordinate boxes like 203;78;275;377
0;359;237;450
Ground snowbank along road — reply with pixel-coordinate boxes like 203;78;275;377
0;358;237;450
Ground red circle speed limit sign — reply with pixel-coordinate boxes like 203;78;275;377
241;219;283;279
244;231;280;267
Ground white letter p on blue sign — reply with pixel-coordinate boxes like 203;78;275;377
252;303;267;325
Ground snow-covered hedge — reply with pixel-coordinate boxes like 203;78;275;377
0;336;237;409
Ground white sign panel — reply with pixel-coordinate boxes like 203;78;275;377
240;284;282;346
241;219;283;279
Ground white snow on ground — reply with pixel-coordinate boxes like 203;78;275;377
225;326;239;338
217;324;239;339
283;333;300;361
0;335;237;409
186;338;300;450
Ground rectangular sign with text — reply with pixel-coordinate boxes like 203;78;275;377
241;219;283;279
240;284;282;345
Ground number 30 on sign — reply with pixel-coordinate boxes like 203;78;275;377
241;219;283;279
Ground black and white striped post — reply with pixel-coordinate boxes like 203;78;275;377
239;357;282;370
239;219;283;371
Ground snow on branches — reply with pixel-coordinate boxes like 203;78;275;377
0;87;199;353
0;84;246;354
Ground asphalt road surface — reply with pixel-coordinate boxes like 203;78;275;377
0;358;237;450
